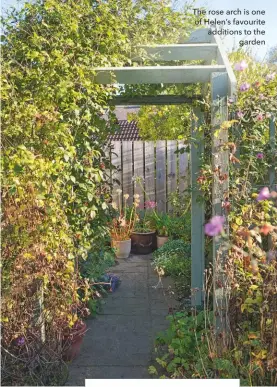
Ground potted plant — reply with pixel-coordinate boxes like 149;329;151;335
155;213;171;248
61;295;90;362
62;319;87;362
110;191;136;259
131;200;157;255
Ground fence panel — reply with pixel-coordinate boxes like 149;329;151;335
109;140;189;213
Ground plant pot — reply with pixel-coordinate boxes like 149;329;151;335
131;231;156;255
62;322;87;362
111;238;131;259
157;235;169;248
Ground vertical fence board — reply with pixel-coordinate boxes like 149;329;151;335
111;140;190;213
167;140;177;213
145;142;155;203
122;141;133;206
156;140;167;212
133;141;145;205
178;140;189;193
111;141;122;206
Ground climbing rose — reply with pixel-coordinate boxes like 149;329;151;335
256;113;264;121
257;187;271;201
240;82;250;92
256;153;264;159
237;110;244;119
266;72;276;81
234;60;248;71
204;216;225;236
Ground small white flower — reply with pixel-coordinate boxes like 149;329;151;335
132;175;144;183
123;193;129;200
116;189;122;194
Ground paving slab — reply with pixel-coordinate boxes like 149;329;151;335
66;254;179;385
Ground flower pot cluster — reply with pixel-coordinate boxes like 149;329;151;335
110;190;180;258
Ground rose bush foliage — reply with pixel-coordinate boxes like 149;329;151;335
1;0;201;384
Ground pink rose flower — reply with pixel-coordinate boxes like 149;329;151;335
145;201;156;209
256;153;264;159
204;216;225;236
234;60;248;71
266;72;276;82
256;113;264;121
237;110;244;119
257;187;271;201
240;82;250;92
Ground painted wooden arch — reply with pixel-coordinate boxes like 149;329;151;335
92;28;237;310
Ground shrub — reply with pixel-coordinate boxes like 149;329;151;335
169;214;191;242
152;240;191;296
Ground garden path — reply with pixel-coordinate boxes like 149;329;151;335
66;253;179;385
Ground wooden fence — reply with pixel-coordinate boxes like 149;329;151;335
106;141;190;213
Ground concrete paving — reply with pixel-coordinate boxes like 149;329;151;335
66;254;179;385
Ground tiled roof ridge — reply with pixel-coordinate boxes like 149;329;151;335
108;119;142;141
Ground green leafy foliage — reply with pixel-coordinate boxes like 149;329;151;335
152;311;209;378
152;240;191;296
128;104;192;140
80;247;115;281
1;0;202;384
154;213;172;236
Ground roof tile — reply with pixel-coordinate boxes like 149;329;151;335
108;120;141;141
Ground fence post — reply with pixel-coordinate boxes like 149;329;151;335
191;107;205;307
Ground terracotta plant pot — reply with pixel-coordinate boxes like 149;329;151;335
157;235;169;248
111;238;131;259
131;231;156;255
62;321;87;362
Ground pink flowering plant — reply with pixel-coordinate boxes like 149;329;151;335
155;52;277;384
226;52;277;194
